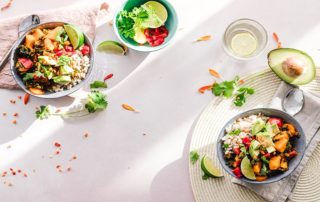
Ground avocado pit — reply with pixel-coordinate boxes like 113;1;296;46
281;57;304;77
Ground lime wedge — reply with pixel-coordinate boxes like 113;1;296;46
240;156;256;180
64;24;84;49
231;32;257;56
142;1;168;28
97;41;127;55
201;156;223;178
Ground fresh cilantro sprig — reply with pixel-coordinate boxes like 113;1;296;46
90;81;107;89
35;91;108;120
212;76;254;107
189;150;200;165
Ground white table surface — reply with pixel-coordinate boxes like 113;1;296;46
1;0;320;201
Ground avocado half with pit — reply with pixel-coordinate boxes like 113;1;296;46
268;48;316;85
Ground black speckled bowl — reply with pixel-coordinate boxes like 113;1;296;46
10;22;94;98
217;108;306;184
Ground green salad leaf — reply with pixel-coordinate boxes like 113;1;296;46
190;150;200;165
90;81;107;89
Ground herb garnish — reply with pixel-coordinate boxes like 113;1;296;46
212;76;254;107
190;150;200;165
90;81;107;89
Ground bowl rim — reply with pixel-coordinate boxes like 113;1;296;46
10;21;95;99
216;108;306;184
113;0;179;52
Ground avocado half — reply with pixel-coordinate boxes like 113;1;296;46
267;48;316;85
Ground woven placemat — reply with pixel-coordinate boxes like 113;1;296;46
189;68;320;202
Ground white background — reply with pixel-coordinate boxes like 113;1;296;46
0;0;320;201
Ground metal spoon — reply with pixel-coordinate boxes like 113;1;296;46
282;88;304;116
0;15;40;71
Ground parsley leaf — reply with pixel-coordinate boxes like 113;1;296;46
35;106;51;120
190;150;200;165
117;11;136;38
85;91;108;113
211;76;254;107
90;81;107;89
229;129;241;136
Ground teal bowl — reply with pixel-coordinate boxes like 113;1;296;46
113;0;178;52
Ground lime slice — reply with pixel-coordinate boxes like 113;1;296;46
231;32;257;56
133;27;147;44
201;156;223;178
142;1;168;28
240;156;256;180
64;24;84;49
97;41;127;55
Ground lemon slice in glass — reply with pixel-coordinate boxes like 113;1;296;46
231;32;257;57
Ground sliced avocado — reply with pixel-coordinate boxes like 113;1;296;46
38;56;57;66
268;48;316;85
252;120;265;135
53;75;71;84
249;140;260;159
271;124;280;135
265;123;279;137
256;132;274;147
60;65;74;75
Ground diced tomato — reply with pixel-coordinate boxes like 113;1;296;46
81;45;90;55
233;159;241;167
268;117;283;128
288;150;297;158
64;46;73;52
232;167;242;178
144;26;169;47
264;153;271;158
242;137;251;149
233;147;240;155
18;58;33;70
55;50;64;56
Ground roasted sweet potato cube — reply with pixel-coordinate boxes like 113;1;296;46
283;123;298;137
32;29;45;41
253;161;262;175
25;34;35;49
269;156;281;170
44;38;55;51
280;157;288;170
274;132;289;152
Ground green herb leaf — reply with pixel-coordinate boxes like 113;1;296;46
85;91;108;113
212;80;236;98
223;143;229;149
35;105;51;120
189;150;200;165
90;81;107;89
117;11;136;38
229;129;241;136
233;87;255;107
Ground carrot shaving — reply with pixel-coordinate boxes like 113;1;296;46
122;104;138;112
273;32;282;48
208;68;221;78
1;0;13;11
196;35;212;42
23;93;30;105
198;85;213;94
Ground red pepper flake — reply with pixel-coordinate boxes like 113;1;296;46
17;96;22;100
122;104;138;112
195;35;212;42
70;155;77;161
7;182;13;187
23;173;28;177
272;32;282;48
54;142;61;147
107;20;113;26
9;168;13;172
67;167;72;172
198;84;213;94
17;169;21;173
208;68;221;78
9;100;16;104
1;0;13;11
103;73;114;81
12;171;16;176
13;112;18;117
23;93;30;105
2;112;7;116
12;120;17;124
55;150;60;155
83;132;89;139
56;165;61;169
2;171;7;177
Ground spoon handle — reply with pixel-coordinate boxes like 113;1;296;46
0;44;15;71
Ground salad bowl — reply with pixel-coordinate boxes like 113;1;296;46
10;22;94;98
114;0;178;52
217;108;306;184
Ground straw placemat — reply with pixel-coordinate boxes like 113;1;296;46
189;68;320;202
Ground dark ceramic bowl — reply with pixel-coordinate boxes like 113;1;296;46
217;108;306;184
10;22;94;98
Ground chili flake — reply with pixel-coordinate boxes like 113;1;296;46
23;93;30;105
83;132;89;139
1;0;13;11
104;73;114;81
23;173;28;177
9;100;16;104
13;112;18;117
198;84;213;94
122;104;138;112
12;120;17;124
2;171;7;177
67;167;72;172
17;169;21;173
208;68;221;78
272;32;282;48
54;142;61;147
2;112;7;116
18;96;22;99
195;35;212;42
